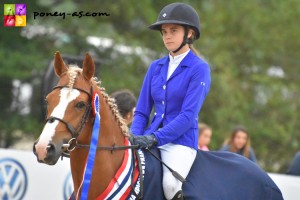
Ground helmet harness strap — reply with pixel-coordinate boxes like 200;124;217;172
172;26;190;54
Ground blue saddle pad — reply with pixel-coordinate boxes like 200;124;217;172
132;149;283;200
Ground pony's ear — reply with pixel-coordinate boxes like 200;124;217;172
82;53;95;80
54;51;68;76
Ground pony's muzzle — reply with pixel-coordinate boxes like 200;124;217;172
33;141;59;165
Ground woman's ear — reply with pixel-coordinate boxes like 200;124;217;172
187;29;194;40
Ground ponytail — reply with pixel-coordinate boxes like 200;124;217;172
190;45;201;57
188;27;201;57
190;44;209;63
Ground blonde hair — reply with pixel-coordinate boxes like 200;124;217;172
190;45;200;56
188;28;201;57
198;123;211;136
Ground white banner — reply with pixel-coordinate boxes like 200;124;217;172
268;173;300;200
0;148;72;200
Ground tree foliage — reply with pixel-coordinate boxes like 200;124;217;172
0;0;299;173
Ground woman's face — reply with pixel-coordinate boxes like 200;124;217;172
161;24;191;53
198;128;212;147
124;107;135;126
233;131;248;149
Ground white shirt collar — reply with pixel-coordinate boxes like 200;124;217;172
168;49;190;65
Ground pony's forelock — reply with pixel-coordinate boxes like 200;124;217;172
67;66;82;90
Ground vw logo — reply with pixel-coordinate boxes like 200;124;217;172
63;172;73;200
0;158;28;200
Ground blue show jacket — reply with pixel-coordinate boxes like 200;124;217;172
130;50;211;149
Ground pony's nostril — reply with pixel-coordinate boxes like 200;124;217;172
47;143;55;152
33;142;37;154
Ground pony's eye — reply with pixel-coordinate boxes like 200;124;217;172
76;101;86;109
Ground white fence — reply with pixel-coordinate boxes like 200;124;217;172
0;149;299;200
268;173;300;200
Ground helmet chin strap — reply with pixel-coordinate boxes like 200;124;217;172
172;27;189;54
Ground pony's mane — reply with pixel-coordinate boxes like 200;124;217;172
67;66;130;137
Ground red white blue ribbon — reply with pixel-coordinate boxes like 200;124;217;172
97;139;139;200
80;92;100;200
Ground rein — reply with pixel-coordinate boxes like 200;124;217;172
61;142;140;158
76;143;139;151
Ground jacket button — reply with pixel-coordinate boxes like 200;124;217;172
161;113;164;118
163;85;166;90
162;101;165;105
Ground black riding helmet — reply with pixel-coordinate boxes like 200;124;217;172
149;3;200;53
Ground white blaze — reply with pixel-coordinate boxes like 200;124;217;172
35;88;80;160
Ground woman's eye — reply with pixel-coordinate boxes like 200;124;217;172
76;101;86;109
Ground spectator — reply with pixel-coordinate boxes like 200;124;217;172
286;151;300;176
220;125;257;163
198;123;212;151
110;89;137;126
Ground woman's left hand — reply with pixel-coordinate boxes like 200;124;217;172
132;134;158;149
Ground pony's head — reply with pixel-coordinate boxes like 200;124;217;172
33;51;96;165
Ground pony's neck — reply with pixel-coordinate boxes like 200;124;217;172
70;86;127;199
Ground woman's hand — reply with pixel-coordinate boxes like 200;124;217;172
132;134;158;149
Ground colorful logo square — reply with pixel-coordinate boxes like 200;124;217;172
16;4;26;15
15;15;26;26
4;15;15;26
4;4;15;15
4;4;26;27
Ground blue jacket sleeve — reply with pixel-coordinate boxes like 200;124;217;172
153;63;211;146
130;63;154;135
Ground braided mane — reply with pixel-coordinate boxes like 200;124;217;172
67;66;130;137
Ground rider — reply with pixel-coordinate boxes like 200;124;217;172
130;2;211;200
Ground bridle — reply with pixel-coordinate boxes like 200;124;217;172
45;83;139;156
46;84;93;153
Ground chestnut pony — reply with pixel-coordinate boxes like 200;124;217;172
34;52;283;200
33;52;133;199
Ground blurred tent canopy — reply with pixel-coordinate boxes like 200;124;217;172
0;0;299;173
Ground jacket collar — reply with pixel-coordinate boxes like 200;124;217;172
158;50;195;82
